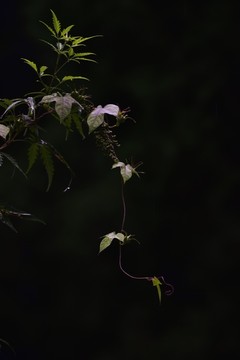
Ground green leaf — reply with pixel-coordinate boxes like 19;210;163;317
99;233;115;253
0;124;10;139
39;20;56;36
152;276;162;304
0;98;12;110
72;35;99;46
68;47;74;56
40;39;58;52
0;99;24;118
40;144;54;191
26;143;39;173
39;65;48;75
44;141;73;174
73;52;95;61
99;231;125;253
1;152;27;178
22;58;38;73
50;9;61;34
72;112;85;139
61;25;75;36
62;75;88;82
73;52;95;57
0;206;45;232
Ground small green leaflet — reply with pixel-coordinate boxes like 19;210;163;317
112;162;139;183
50;9;61;35
61;25;75;37
152;276;162;304
87;104;120;133
22;59;48;77
62;75;88;82
39;65;48;76
21;58;38;73
99;231;125;253
0;124;10;139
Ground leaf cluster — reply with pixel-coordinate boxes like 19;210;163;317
0;10;135;228
0;10;174;307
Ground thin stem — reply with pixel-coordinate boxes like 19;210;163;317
118;244;150;281
120;179;126;232
119;178;149;280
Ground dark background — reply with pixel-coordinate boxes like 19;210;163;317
1;1;240;359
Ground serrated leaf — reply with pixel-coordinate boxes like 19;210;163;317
26;143;39;173
50;9;61;34
0;206;45;232
61;25;74;36
72;35;99;46
0;98;12;110
39;20;56;36
22;58;38;73
72;112;85;139
152;276;162;304
73;52;95;60
40;39;58;52
1;152;27;178
73;52;95;56
40;144;54;191
0;124;10;139
62;75;88;82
